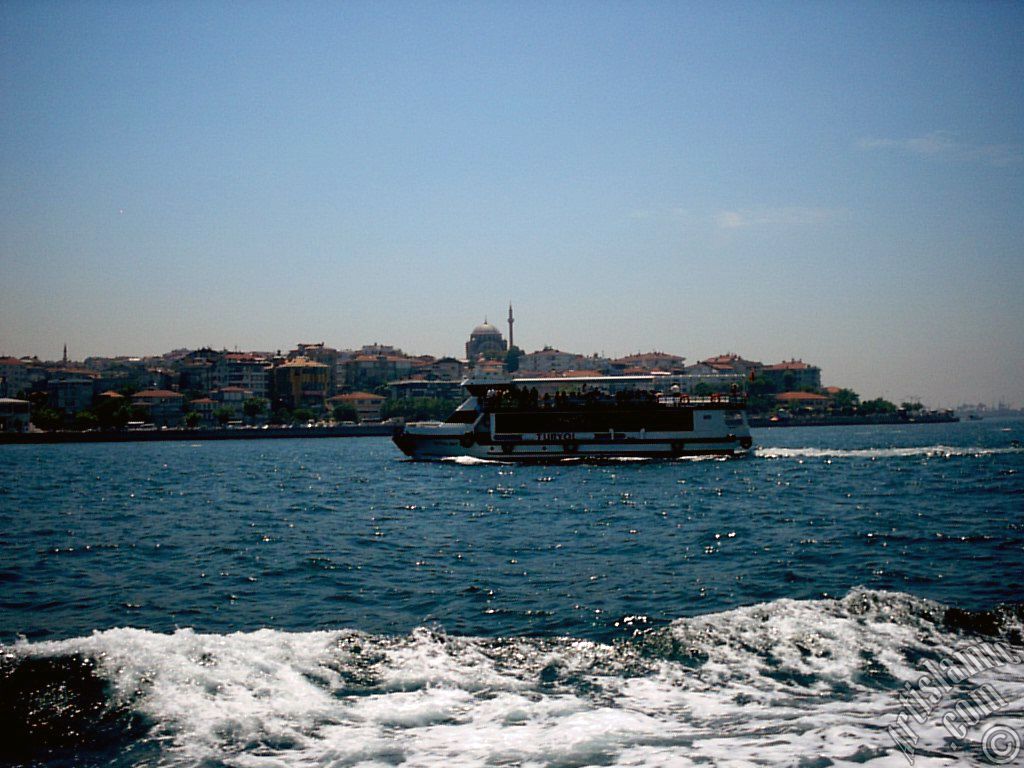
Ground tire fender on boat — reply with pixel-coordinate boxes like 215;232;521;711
459;434;474;448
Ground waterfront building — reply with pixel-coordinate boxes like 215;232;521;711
387;379;465;402
213;386;253;419
340;353;416;390
221;353;270;399
0;357;46;397
472;358;507;378
47;377;95;415
762;359;822;391
132;389;185;427
329;391;385;423
272;357;330;412
188;397;217;426
290;344;339;395
518;347;586;374
465;321;507;364
179;349;270;399
701;354;763;378
0;398;31;432
774;391;831;412
417;357;465;381
611;351;686;373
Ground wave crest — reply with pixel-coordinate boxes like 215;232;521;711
4;590;1023;767
755;444;1023;460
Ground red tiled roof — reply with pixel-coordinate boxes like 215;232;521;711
775;391;829;401
351;354;410;363
331;392;385;402
134;389;183;399
702;354;761;367
0;357;25;366
614;352;683;364
278;358;329;368
765;359;816;371
98;390;124;398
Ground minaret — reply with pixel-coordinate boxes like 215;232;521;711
507;303;515;350
63;344;68;365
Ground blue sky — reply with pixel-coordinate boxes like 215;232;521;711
1;1;1021;406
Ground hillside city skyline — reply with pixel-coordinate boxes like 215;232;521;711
1;309;1017;411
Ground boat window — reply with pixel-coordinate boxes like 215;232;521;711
444;410;478;424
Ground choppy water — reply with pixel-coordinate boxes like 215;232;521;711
1;419;1022;766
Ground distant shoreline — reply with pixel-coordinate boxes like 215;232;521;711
0;414;969;444
0;424;399;445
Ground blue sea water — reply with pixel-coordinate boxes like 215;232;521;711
1;419;1022;767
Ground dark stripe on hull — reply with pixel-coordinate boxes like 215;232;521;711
394;435;750;460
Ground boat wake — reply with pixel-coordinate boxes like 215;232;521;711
755;444;1024;460
439;455;509;466
3;589;1022;767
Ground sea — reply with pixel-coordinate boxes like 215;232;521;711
1;419;1022;767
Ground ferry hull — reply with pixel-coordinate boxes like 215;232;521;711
393;430;752;461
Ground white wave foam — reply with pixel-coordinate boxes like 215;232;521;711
755;444;1023;460
7;590;1023;767
440;455;507;465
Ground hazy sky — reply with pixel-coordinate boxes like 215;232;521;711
2;1;1022;406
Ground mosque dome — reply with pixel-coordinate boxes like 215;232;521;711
472;321;502;337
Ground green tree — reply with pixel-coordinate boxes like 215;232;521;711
831;388;860;414
94;396;132;429
505;345;523;373
744;375;777;414
213;406;234;426
129;404;150;423
901;401;924;412
73;411;99;431
243;397;268;423
184;411;202;429
333;403;359;423
381;397;460;422
31;406;64;431
860;397;897;415
292;407;315;423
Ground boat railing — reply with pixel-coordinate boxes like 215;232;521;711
483;392;746;412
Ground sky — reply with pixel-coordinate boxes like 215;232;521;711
1;1;1022;407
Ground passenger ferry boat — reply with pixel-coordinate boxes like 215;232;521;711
393;375;752;460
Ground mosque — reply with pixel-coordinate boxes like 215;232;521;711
465;305;514;365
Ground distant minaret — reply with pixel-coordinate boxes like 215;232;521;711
507;303;515;349
63;344;68;365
